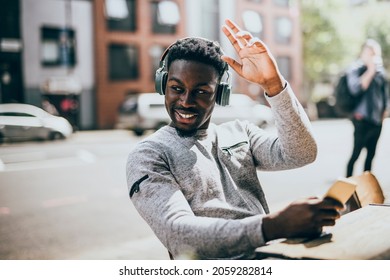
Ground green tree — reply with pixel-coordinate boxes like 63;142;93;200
366;19;390;73
300;0;346;102
335;0;390;75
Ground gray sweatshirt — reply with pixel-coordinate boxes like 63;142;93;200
126;84;317;259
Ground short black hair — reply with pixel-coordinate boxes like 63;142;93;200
166;37;227;78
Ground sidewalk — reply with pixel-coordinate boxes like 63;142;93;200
260;118;390;212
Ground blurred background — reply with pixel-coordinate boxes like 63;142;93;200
1;0;390;260
1;0;389;131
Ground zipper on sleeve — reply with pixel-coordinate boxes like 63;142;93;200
129;174;149;198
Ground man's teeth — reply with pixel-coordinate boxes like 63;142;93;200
178;112;195;119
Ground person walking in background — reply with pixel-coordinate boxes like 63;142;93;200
346;39;389;177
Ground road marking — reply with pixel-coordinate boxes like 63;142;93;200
77;150;97;163
0;149;96;172
0;151;47;163
0;207;11;215
41;196;88;208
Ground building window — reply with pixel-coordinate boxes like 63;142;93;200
242;10;263;39
276;56;291;80
273;0;290;7
200;0;219;41
41;26;76;67
149;44;167;80
274;16;293;44
151;1;180;34
104;0;136;32
108;44;139;81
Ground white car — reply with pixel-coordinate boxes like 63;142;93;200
116;93;169;136
0;103;73;144
212;94;274;128
116;93;274;136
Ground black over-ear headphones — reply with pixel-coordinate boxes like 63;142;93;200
154;38;231;106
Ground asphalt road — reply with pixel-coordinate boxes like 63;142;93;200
1;119;389;260
0;130;168;260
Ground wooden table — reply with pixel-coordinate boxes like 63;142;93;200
256;205;390;260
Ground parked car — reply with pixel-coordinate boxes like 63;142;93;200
116;93;274;136
116;93;169;136
212;93;274;128
0;103;73;144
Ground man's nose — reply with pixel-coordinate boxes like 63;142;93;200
180;90;195;107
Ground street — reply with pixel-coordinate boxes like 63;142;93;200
1;119;389;260
0;130;168;260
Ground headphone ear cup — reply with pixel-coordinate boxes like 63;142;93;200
155;68;168;95
216;82;231;106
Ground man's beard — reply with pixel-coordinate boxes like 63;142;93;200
173;125;198;138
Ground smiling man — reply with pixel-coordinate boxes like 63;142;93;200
126;19;342;260
160;35;229;136
165;59;218;134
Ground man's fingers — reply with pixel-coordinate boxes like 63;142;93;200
223;19;268;58
222;25;242;54
223;20;252;50
221;55;242;75
249;38;265;48
235;31;252;47
236;31;252;40
322;197;344;210
235;32;250;49
225;18;241;34
321;219;337;227
319;209;341;220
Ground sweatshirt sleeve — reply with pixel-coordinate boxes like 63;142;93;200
126;141;266;259
248;83;317;170
347;67;364;95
